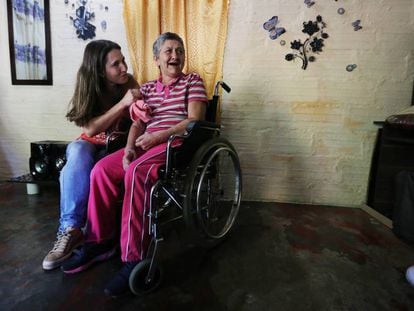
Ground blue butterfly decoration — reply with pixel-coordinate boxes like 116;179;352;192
352;20;362;31
304;0;315;8
263;16;286;40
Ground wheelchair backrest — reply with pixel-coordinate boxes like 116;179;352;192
169;96;221;171
205;96;219;123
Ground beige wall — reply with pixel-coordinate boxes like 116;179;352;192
221;0;414;206
1;0;414;208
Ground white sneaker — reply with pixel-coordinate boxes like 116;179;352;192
406;266;414;287
42;227;83;270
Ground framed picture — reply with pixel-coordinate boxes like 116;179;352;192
7;0;53;85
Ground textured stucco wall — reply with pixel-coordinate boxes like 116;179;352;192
1;0;414;208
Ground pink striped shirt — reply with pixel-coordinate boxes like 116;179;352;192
139;73;208;133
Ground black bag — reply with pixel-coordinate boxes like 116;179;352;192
393;170;414;241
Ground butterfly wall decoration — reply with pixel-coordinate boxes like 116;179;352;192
304;0;315;8
352;20;362;31
263;16;286;40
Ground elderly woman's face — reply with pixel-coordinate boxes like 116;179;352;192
156;39;185;79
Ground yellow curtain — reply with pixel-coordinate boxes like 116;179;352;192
123;0;229;98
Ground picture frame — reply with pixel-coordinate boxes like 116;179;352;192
7;0;53;85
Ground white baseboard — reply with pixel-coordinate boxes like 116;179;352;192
360;204;393;229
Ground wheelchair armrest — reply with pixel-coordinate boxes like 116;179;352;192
185;120;220;133
164;120;221;175
106;130;129;154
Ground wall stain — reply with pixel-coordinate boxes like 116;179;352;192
344;117;364;130
292;101;339;115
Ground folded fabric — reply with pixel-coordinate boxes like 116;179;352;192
129;100;152;123
78;132;107;145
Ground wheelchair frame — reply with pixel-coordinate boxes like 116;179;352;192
128;81;242;295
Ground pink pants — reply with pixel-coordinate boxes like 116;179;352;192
86;143;167;262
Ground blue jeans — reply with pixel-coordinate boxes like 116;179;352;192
58;139;106;232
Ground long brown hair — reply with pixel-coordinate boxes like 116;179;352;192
66;40;122;127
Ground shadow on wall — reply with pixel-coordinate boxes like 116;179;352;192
219;81;314;203
0;120;28;182
280;140;311;204
0;120;12;181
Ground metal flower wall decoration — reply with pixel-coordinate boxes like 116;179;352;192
285;15;329;70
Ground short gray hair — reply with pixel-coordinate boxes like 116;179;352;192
152;32;185;58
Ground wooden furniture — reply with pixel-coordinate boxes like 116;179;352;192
367;117;414;218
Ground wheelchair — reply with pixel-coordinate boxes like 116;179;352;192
128;81;243;295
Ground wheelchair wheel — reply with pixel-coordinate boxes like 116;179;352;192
129;259;162;296
184;137;242;246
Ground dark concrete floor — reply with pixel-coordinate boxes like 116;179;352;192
1;182;414;311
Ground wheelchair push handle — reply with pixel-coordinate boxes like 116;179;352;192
214;81;231;96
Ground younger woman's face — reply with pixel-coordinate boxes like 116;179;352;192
104;49;129;85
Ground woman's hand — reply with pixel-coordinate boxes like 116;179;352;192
120;88;142;109
135;132;165;150
131;88;142;99
123;147;137;170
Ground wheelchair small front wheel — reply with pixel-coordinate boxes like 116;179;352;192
129;259;162;296
184;137;242;246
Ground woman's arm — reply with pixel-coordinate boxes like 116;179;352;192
122;120;146;170
82;76;141;137
135;100;206;151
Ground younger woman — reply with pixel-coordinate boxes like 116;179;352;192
42;40;140;270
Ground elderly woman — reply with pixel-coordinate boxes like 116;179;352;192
61;32;208;297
